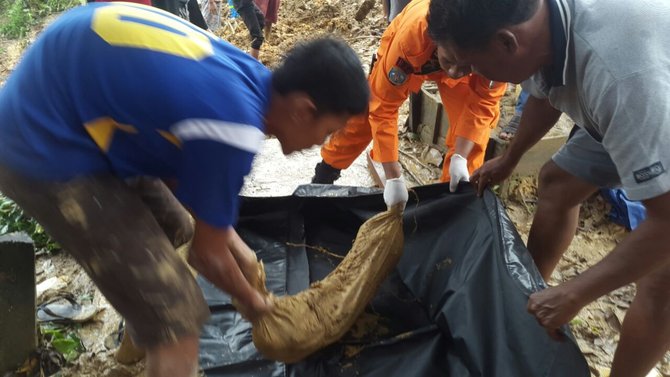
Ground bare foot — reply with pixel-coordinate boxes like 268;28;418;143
499;114;521;141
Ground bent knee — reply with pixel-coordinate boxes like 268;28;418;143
537;162;574;202
538;161;570;189
636;265;670;316
537;161;595;207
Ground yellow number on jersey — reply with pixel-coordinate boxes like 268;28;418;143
85;117;138;152
91;4;214;60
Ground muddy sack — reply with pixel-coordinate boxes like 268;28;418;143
250;205;403;363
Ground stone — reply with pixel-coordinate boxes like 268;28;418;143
0;232;36;373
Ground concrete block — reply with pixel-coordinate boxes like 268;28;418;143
488;134;567;200
0;232;36;373
489;134;567;177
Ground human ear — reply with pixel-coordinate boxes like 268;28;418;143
289;93;317;124
495;30;519;54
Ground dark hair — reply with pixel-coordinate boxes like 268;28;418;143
427;0;539;50
272;37;369;116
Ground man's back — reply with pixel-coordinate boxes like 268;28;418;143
0;3;270;181
528;0;670;199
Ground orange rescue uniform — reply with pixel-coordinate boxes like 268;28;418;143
320;0;506;181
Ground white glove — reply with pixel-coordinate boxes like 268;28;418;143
383;177;408;209
449;153;470;192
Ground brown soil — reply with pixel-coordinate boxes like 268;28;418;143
212;0;386;68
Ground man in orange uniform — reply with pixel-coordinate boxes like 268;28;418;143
312;0;506;196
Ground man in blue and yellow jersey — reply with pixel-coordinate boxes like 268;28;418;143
0;3;369;376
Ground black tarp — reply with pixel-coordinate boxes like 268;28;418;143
198;183;589;377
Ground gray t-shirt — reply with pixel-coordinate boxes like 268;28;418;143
523;0;670;201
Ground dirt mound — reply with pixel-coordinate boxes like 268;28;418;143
215;0;386;67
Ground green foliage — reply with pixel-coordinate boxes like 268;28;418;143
40;325;86;362
570;318;584;327
0;0;81;39
27;0;81;17
0;194;60;252
0;0;34;39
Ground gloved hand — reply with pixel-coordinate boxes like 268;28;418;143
383;177;408;209
449;153;469;192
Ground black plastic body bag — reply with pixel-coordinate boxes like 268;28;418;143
198;183;589;377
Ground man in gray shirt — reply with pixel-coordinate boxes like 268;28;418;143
427;0;670;375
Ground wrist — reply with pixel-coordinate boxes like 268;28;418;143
451;153;467;162
559;278;595;308
503;147;523;165
382;161;402;179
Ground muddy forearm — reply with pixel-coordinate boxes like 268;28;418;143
226;228;260;276
189;222;259;305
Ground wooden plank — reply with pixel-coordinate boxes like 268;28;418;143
408;92;422;134
432;106;443;145
412;85;449;152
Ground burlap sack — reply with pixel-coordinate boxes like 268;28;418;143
251;205;404;363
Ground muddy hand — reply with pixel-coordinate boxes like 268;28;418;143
470;155;516;197
189;244;272;320
227;230;264;288
527;285;583;341
234;291;273;323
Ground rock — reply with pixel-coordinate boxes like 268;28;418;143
644;369;661;377
36;276;68;301
115;328;145;365
354;0;375;22
0;233;36;374
421;147;444;167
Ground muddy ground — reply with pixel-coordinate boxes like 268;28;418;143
0;0;668;376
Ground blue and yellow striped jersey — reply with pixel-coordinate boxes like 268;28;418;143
0;2;272;227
